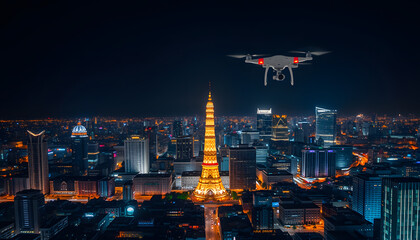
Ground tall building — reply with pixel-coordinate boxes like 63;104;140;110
240;130;259;145
224;132;240;147
172;120;183;138
14;189;45;234
257;108;272;141
27;130;49;194
272;114;289;141
71;122;88;175
124;136;149;174
229;145;256;190
192;89;228;201
315;107;337;148
87;142;99;169
175;136;194;160
301;148;336;178
329;145;353;170
381;178;420;240
352;173;382;223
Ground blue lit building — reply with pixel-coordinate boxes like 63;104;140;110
329;145;353;170
381;178;420;240
315;107;337;148
352;173;382;223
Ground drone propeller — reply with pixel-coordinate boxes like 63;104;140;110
289;50;306;54
227;54;267;59
289;50;330;56
310;51;331;56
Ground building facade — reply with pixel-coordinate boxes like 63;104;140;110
381;178;420;240
301;148;336;178
71;122;89;175
315;107;337;148
124;136;149;174
28;130;49;194
175;136;194;160
272;114;288;141
257;108;272;141
133;173;172;196
14;189;45;234
352;173;382;223
229;145;256;190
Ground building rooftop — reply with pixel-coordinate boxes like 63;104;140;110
263;168;292;176
134;173;171;178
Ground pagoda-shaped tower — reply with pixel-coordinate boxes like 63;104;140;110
192;89;228;202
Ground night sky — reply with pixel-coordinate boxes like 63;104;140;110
1;1;419;118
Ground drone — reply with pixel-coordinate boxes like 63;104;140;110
228;51;329;86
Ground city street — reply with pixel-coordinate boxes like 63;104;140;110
205;206;221;240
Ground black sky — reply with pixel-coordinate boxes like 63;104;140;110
1;1;419;118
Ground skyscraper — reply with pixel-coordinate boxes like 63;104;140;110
229;145;256;190
175;136;194;160
257;108;272;141
27;130;49;194
172;120;183;138
315;107;337;148
192;90;228;201
124;136;149;174
329;145;353;170
301;148;336;178
272;114;288;141
14;189;45;234
87;142;99;169
381;178;420;240
71;122;88;175
352;173;382;223
240;130;259;145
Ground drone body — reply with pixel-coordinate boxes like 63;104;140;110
229;51;328;86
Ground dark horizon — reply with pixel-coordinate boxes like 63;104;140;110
1;1;419;119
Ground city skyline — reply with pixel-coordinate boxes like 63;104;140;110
1;2;419;240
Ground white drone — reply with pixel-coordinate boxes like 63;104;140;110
229;51;329;86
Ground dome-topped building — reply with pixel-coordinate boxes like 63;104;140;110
71;122;88;138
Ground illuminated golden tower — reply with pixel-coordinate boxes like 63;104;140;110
192;89;228;201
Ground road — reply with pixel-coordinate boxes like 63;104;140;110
205;206;220;240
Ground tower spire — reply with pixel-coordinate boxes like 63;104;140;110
208;81;212;100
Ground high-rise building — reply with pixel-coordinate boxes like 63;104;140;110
229;145;256;190
315;107;337;148
257;108;272;141
123;181;133;201
301;148;336;178
272;115;289;141
381;178;420;240
14;189;45;234
253;143;268;164
223;132;240;147
192;89;228;201
27;130;49;194
240;130;259;145
87;142;99;169
71;122;88;175
352;173;382;223
124;136;149;174
175;136;194;160
172;120;183;138
329;145;353;170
